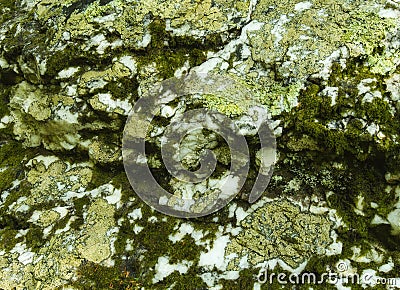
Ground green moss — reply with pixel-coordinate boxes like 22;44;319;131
0;179;31;219
220;268;259;289
0;229;22;251
0;86;9;118
356;97;394;128
0;0;15;25
326;158;395;243
45;44;112;81
161;270;207;289
86;164;119;191
0;141;32;194
385;144;400;174
303;255;339;277
110;172;133;203
134;217;174;260
305;236;396;288
276;54;399;272
285;55;399;159
168;235;203;264
103;77;139;102
135;19;211;80
82;160;220;287
72;261;142;290
25;226;46;251
113;218;168;285
110;191;222;287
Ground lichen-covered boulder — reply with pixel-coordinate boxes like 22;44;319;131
1;0;400;289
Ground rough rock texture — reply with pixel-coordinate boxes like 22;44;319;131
226;199;333;269
1;0;400;289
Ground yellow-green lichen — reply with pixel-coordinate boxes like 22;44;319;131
226;199;332;269
32;234;82;289
35;0;250;50
368;51;400;75
26;157;93;204
9;82;83;150
78;62;131;94
249;0;398;80
196;73;302;117
201;93;245;116
342;10;396;57
88;139;121;164
76;198;116;263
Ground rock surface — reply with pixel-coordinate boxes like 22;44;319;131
1;0;400;289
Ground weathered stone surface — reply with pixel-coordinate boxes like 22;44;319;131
226;199;333;269
1;0;400;288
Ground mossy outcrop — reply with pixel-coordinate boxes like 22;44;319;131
0;0;399;289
